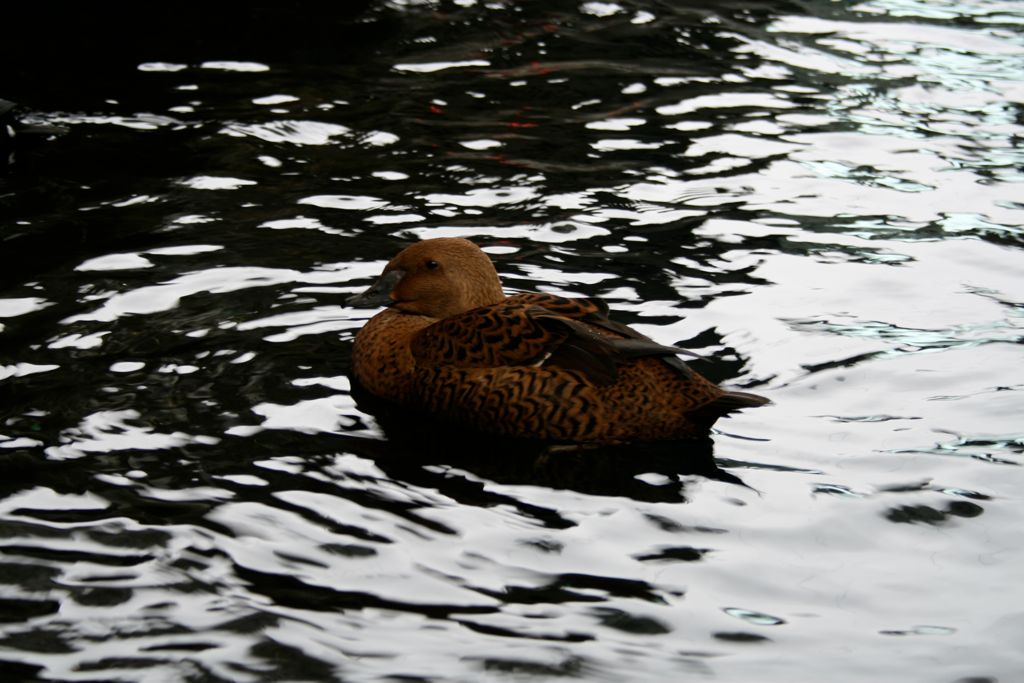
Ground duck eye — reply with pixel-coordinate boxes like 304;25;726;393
425;259;440;270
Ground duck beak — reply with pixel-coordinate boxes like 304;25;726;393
347;268;405;308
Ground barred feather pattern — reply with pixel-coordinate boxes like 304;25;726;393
349;239;766;442
414;360;723;442
351;308;432;404
412;301;556;368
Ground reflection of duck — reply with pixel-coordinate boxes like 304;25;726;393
347;383;748;501
348;238;767;443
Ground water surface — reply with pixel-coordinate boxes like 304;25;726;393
1;1;1022;681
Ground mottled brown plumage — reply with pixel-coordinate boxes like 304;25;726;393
349;238;767;442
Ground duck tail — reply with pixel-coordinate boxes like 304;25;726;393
719;390;771;411
688;390;770;428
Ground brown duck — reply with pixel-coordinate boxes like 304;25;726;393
348;238;768;442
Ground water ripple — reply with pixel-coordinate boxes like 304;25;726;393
2;1;1024;681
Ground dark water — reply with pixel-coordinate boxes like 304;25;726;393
2;1;1023;681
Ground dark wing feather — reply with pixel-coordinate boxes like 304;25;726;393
526;310;619;385
411;293;707;386
410;300;622;385
507;292;700;379
529;309;695;384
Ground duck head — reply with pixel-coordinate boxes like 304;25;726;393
348;237;506;319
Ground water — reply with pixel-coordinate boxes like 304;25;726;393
2;1;1023;681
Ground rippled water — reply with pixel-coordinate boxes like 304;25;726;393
2;1;1023;681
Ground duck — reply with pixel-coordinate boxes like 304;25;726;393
348;237;768;443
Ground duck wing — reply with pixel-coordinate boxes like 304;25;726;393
410;294;700;386
507;292;701;379
410;299;561;368
524;293;771;415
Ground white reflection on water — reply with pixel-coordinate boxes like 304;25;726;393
406;222;612;242
774;15;1022;57
137;61;188;72
252;94;300;106
0;296;52;317
178;176;258;191
44;113;183;130
200;60;270;72
48;331;108;350
657;92;798;116
238;306;363;342
459;138;503;150
586;117;646;131
620;153;1023;224
0;363;60;380
76;253;154;271
259;216;356;236
393;59;491;72
421;186;539;208
857;0;1024;22
365;213;429;225
44;409;220;460
222;120;352;145
0;487;109;513
63;263;378;325
298;194;389;211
